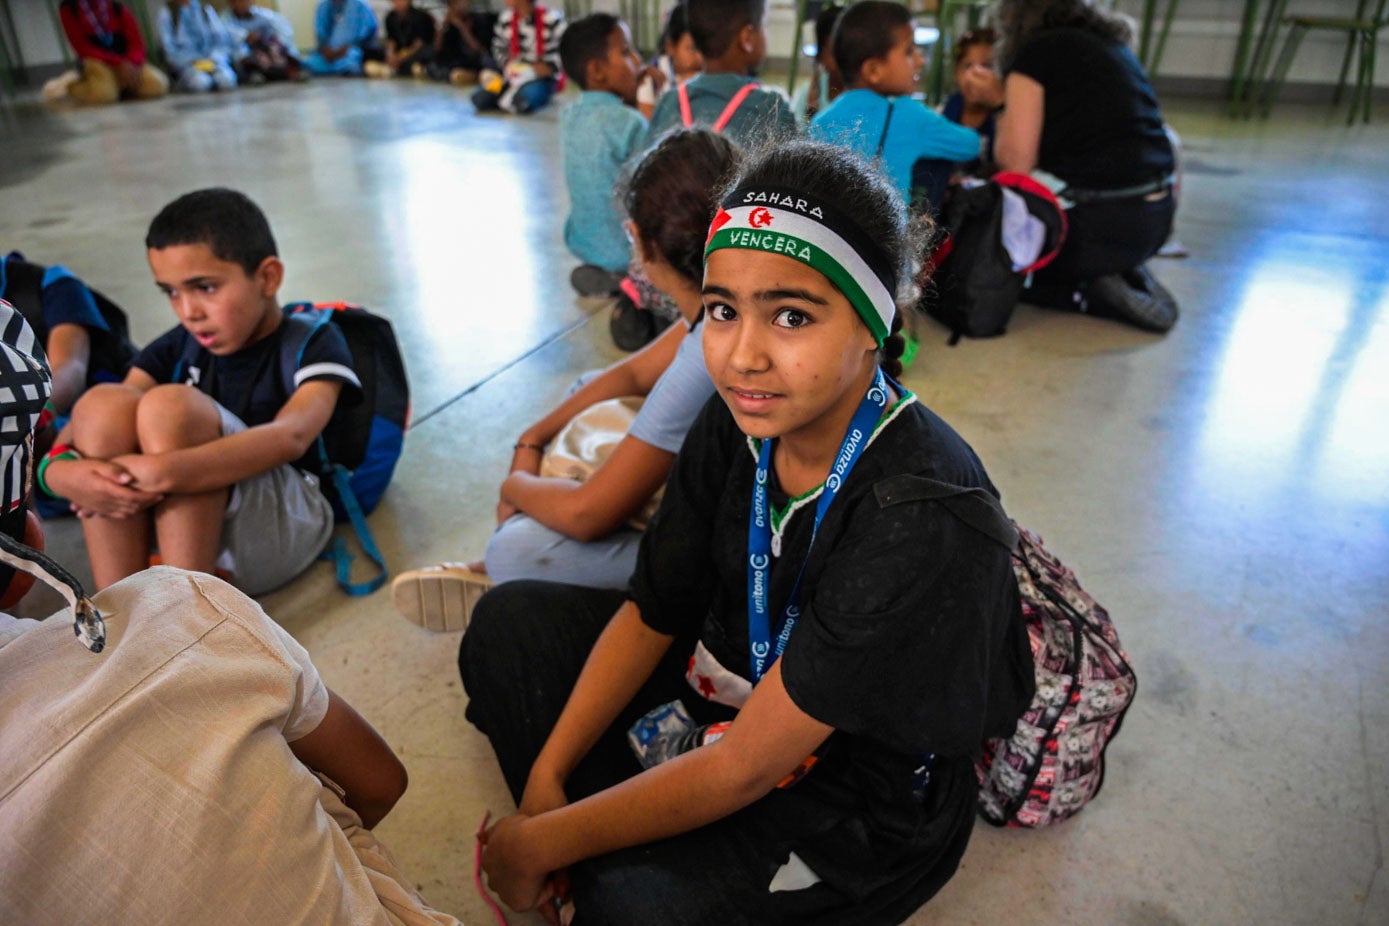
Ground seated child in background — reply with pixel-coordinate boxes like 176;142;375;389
791;2;845;125
391;130;739;632
0;251;134;459
223;0;303;83
635;2;703;120
643;0;796;147
0;317;457;924
427;0;492;84
559;14;646;299
158;0;238;93
56;0;169;104
305;0;381;76
472;0;566;114
942;28;1003;169
41;188;361;596
811;0;980;210
367;0;437;78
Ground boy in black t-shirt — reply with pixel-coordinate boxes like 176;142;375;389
41;189;360;596
368;0;438;78
427;0;490;85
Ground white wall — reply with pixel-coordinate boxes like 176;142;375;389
6;0;1385;88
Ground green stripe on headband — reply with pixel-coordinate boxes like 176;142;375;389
705;226;891;346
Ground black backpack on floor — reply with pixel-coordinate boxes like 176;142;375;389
0;252;137;386
919;173;1067;343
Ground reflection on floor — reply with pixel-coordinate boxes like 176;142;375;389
2;80;1386;924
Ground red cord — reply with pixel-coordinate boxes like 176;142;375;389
475;811;509;926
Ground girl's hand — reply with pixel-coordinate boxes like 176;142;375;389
959;65;1004;108
481;814;550;912
641;65;667;95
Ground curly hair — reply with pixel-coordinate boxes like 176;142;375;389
719;139;933;378
994;0;1134;72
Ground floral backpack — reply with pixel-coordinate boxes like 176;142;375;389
899;477;1137;827
975;524;1138;827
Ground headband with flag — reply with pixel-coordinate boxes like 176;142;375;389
704;186;898;346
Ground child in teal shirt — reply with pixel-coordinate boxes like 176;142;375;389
559;14;647;295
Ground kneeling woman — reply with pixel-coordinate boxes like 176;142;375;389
460;141;1034;925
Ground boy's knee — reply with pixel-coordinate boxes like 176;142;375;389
135;384;222;452
69;384;142;453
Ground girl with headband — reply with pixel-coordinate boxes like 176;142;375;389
462;140;1034;924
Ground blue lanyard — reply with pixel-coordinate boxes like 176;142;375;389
746;368;890;682
79;0;116;48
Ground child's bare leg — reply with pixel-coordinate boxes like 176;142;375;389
68;384;151;588
136;385;229;576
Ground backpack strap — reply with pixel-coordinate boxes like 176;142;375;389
281;303;390;597
319;464;390;596
875;98;895;158
713;82;758;133
873;474;1019;552
678;80;693;127
680;81;759;132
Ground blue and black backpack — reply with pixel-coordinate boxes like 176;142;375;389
174;301;410;595
279;302;410;595
0;252;137;388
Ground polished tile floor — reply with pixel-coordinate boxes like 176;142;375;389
2;80;1386;925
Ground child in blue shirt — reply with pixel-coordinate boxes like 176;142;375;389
305;0;380;76
223;0;302;82
158;0;237;93
643;0;795;148
810;0;979;209
559;14;647;297
941;28;1002;171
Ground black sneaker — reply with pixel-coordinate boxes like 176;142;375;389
1085;265;1180;333
609;292;658;351
571;265;626;297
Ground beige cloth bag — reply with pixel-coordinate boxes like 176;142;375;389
540;396;663;530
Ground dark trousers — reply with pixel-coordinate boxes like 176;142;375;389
459;581;940;926
1033;190;1176;296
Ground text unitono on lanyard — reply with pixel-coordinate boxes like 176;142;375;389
704;183;902;682
745;367;890;681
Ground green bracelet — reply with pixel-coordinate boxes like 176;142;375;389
37;447;80;499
